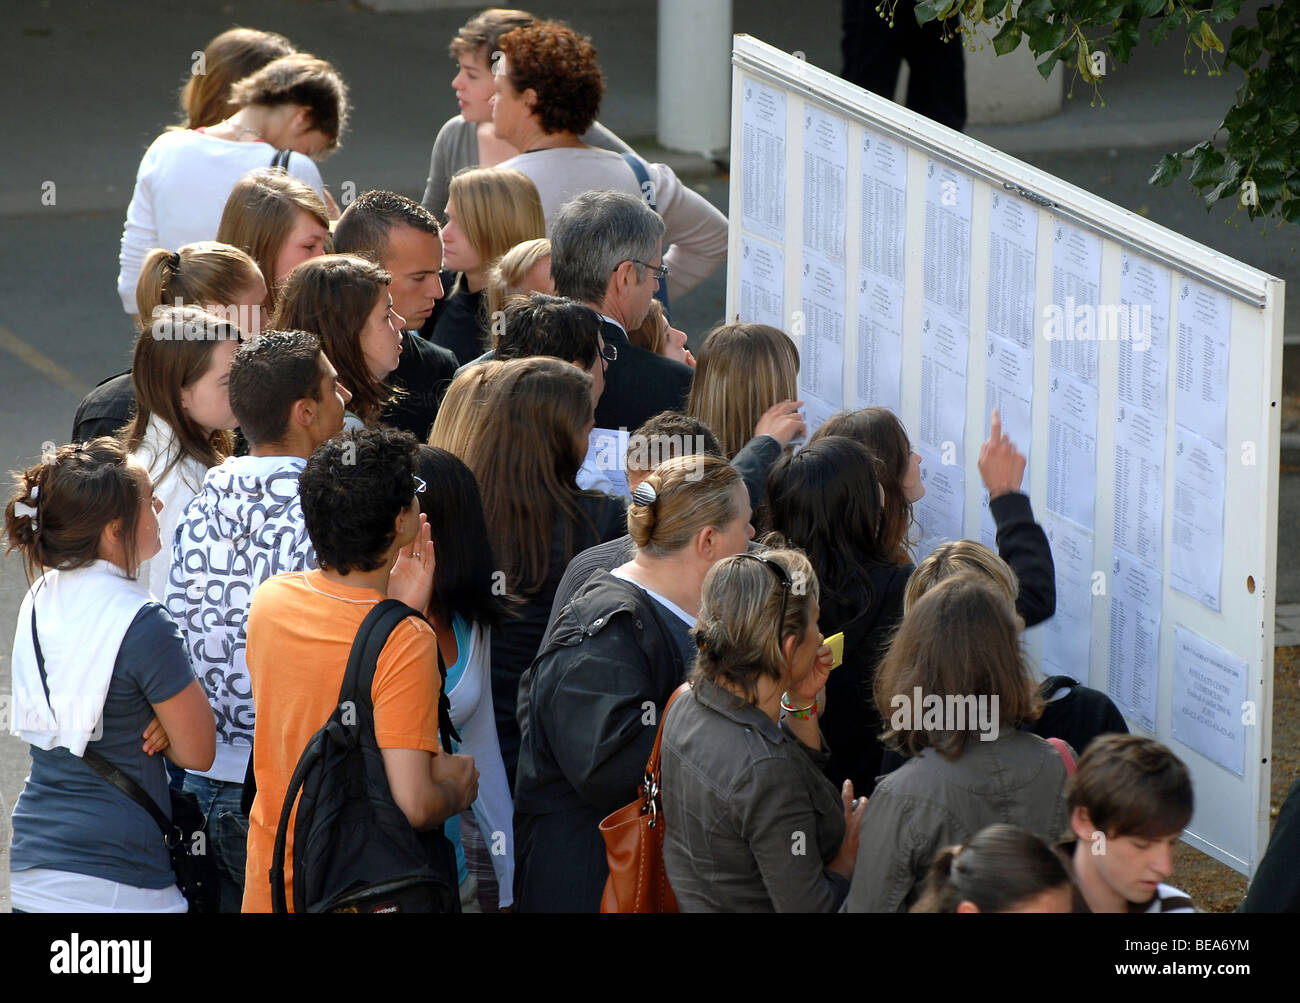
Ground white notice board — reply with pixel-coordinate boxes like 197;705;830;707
727;34;1283;876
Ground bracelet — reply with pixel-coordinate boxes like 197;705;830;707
781;691;820;720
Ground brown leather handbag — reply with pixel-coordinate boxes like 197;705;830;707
597;683;690;913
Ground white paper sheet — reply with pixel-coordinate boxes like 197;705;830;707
739;235;785;330
859;128;907;284
801;395;838;442
915;445;965;562
919;308;969;455
587;426;630;499
1106;549;1161;733
1047;218;1102;386
1175;276;1231;449
1046;367;1099;529
1171;425;1226;611
740;81;786;244
799;253;846;408
1172;626;1249;776
855;272;903;413
987;191;1038;349
923;161;972;322
1117;252;1171;422
1113;404;1165;569
979;334;1034;546
802;105;848;262
1041;512;1095;681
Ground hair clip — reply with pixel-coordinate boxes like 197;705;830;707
14;500;38;530
631;481;657;506
169;251;181;271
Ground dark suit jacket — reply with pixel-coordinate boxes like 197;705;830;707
381;331;459;441
593;320;693;432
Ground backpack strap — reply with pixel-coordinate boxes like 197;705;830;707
269;599;413;913
619;153;671;317
270;148;291;171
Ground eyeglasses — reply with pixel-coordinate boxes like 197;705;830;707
735;553;792;634
600;342;619;365
614;259;669;282
413;475;426;498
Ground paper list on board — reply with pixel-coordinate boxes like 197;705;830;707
1175;276;1231;449
856;273;903;414
1046;367;1099;530
739;235;784;329
1041;512;1095;681
859;128;906;284
1106;549;1160;733
1172;626;1248;777
915;445;965;562
987;191;1038;349
919;308;969;455
1113;404;1165;569
1171;425;1226;611
588;427;630;500
1117;252;1171;422
1048;219;1102;386
923;161;972;322
979;334;1034;546
802;105;848;262
799;253;846;409
740;80;786;244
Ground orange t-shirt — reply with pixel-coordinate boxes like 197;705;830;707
240;570;442;913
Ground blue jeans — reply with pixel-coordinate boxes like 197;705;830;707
182;774;248;913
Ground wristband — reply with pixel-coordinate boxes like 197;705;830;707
781;691;820;720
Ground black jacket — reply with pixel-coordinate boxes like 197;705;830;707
593;320;693;432
827;491;1057;794
72;372;134;442
381;331;459;441
492;492;627;791
513;571;689;912
422;271;487;367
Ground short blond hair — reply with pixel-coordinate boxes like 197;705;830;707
486;237;550;325
904;539;1019;614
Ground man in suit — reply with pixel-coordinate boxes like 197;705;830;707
549;190;693;433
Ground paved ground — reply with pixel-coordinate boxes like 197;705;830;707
0;0;1293;908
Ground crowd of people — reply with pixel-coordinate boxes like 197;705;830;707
5;9;1296;916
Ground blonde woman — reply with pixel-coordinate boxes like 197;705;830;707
485;237;553;329
429;167;546;366
514;455;754;911
686;324;806;494
73;242;266;443
659;548;866;912
215;169;331;317
117;53;346;315
427;360;507;458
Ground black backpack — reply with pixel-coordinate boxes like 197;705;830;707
269;599;462;913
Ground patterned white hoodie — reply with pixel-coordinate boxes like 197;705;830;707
165;455;315;782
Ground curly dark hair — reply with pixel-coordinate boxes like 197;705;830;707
497;20;603;136
300;427;420;575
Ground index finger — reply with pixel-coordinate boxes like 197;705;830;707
990;408;1002;440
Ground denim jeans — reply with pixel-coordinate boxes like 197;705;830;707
182;774;248;913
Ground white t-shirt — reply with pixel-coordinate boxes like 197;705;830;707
116;129;324;313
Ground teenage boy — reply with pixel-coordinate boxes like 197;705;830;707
1065;734;1196;913
166;330;348;912
241;427;478;912
333;189;458;439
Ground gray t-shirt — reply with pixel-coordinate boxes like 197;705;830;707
10;604;196;888
421;115;633;219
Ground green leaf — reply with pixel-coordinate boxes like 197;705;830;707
983;0;1010;15
1188;144;1226;186
1139;0;1166;14
992;19;1023;54
1210;0;1240;18
914;0;947;25
1281;198;1300;224
1227;26;1264;72
1109;21;1140;63
1149;152;1183;187
1036;50;1062;80
1150;10;1180;45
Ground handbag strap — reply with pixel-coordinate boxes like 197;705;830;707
1047;737;1076;775
30;601;177;844
270;148;291;170
642;682;691;788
